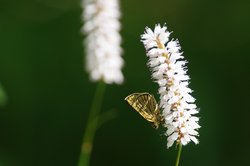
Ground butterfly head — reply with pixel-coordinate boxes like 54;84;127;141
151;112;164;129
151;121;159;129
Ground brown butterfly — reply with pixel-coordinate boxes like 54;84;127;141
125;92;163;129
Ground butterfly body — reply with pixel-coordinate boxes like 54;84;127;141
125;92;163;129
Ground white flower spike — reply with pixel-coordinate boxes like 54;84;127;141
81;0;124;84
141;24;200;148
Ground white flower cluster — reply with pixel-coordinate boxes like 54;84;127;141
81;0;124;84
141;24;200;148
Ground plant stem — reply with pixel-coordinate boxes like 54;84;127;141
175;144;182;166
78;81;106;166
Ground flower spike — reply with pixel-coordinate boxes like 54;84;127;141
141;24;200;148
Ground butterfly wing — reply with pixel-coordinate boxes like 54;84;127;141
125;93;158;122
124;93;141;106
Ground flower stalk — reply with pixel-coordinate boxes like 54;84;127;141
175;144;182;166
78;81;106;166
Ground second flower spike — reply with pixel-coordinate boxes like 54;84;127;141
141;24;200;148
81;0;124;84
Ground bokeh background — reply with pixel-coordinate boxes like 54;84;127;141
0;0;250;165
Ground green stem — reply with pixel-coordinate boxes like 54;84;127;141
175;144;182;166
78;81;106;166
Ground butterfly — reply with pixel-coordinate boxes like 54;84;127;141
125;92;163;129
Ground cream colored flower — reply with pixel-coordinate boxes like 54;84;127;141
81;0;124;84
141;24;200;148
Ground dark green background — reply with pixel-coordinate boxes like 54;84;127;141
0;0;250;165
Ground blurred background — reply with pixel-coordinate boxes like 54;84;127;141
0;0;250;165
